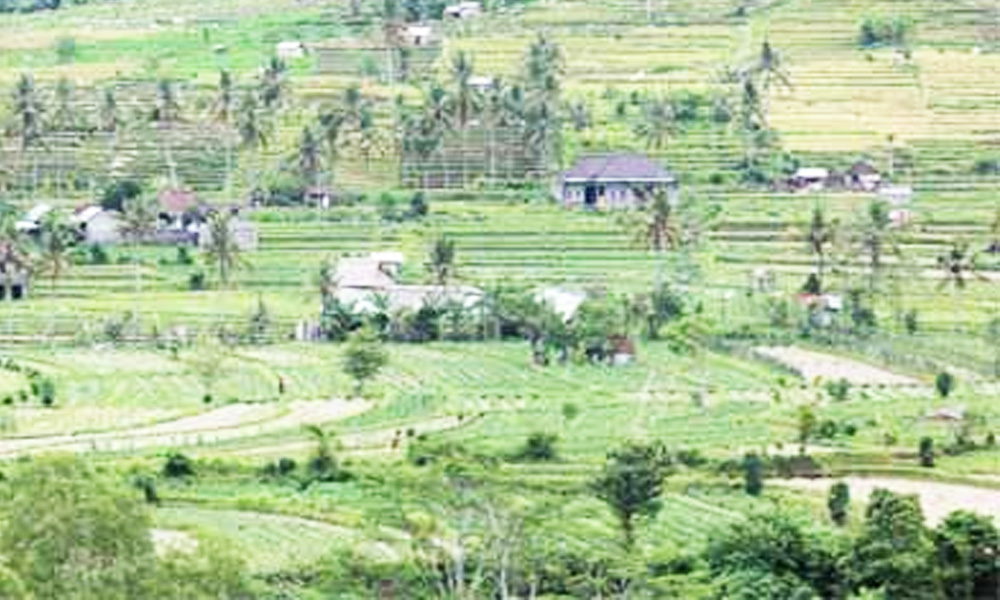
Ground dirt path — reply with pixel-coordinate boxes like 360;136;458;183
755;346;919;386
777;476;1000;525
222;414;471;458
0;399;371;458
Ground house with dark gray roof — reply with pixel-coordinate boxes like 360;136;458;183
559;154;678;210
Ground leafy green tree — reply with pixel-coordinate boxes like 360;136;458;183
341;325;389;397
427;234;456;285
934;510;1000;600
0;455;156;599
850;488;937;599
591;441;670;551
150;536;255;600
0;566;28;599
706;509;845;600
828;481;850;526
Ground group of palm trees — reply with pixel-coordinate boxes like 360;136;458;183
401;33;564;187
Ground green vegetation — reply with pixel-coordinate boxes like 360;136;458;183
0;0;999;596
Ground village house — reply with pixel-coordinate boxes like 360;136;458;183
332;252;482;314
400;24;434;46
275;40;307;60
559;154;678;210
444;1;482;19
847;160;881;191
791;167;830;192
15;204;52;233
71;206;121;245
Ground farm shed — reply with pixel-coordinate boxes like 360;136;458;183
72;206;121;245
791;167;829;191
559;154;678;210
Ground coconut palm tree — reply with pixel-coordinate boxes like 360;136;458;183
806;205;836;293
937;240;985;291
150;78;182;188
259;56;288;110
427;234;456;286
10;73;45;194
51;77;78;132
237;90;268;197
858;199;900;293
98;87;119;133
748;40;793;97
629;188;681;253
303;424;339;481
118;195;158;295
212;70;237;196
36;212;72;291
450;51;482;186
317;107;345;189
202;210;248;288
297;127;322;191
634;97;676;150
523;34;564;174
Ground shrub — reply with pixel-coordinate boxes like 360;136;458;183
859;16;914;48
919;437;935;468
742;452;764;496
825;378;851;402
904;309;919;335
133;475;159;504
561;402;580;422
935;371;956;399
163;453;196;478
55;36;76;63
88;244;109;265
176;245;193;265
188;270;206;291
513;432;559;462
100;179;142;212
409;192;429;218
